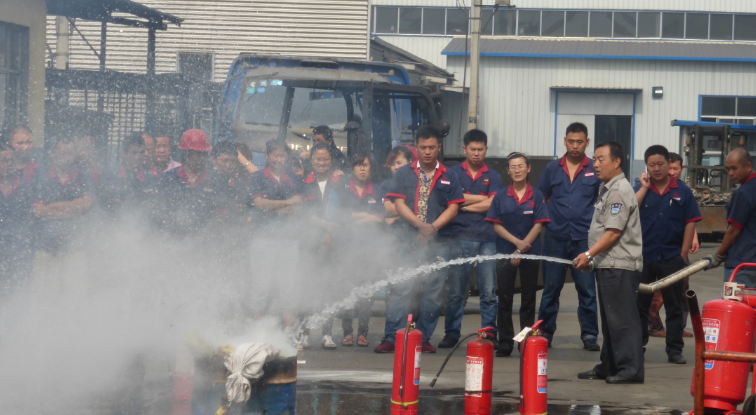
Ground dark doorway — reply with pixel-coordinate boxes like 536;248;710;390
594;115;632;176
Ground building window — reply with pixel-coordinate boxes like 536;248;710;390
700;97;756;124
686;13;709;40
0;22;29;130
613;12;636;38
447;8;469;35
494;9;516;36
177;52;214;81
590;11;613;37
375;7;399;34
399;8;422;34
662;12;685;39
422;8;446;35
735;15;756;41
541;11;565;37
370;6;756;43
637;12;660;38
518;10;541;36
565;11;588;37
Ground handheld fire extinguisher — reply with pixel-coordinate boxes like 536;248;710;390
429;327;496;415
392;314;422;415
519;320;548;415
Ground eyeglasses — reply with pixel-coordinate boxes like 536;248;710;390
508;164;527;171
313;158;331;164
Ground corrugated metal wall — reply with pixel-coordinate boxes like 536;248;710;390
46;0;369;82
445;55;756;161
372;0;756;13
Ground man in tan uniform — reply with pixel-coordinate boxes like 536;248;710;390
574;141;644;384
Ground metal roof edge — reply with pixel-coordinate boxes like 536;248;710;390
442;51;756;62
672;120;756;131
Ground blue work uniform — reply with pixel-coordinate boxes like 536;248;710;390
634;177;702;262
19;161;39;183
486;184;550;254
302;171;342;220
0;173;32;296
100;166;159;217
248;166;305;236
383;161;465;343
445;161;504;242
157;166;213;235
634;176;702;356
31;164;94;252
444;161;504;340
386;161;465;240
337;178;384;220
725;172;756;284
486;183;550;350
536;154;600;343
539;155;599;240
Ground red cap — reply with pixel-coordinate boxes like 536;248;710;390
179;129;212;152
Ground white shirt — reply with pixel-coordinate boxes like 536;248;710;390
318;180;328;196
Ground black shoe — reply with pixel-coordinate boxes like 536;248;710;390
668;353;687;364
486;335;499;350
438;336;459;349
582;337;600;352
605;375;644;384
577;369;606;380
496;345;513;357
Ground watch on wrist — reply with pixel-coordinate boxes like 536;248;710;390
461;206;467;212
584;251;592;261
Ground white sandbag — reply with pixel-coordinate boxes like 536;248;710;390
224;342;280;403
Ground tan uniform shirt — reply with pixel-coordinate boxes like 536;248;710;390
588;172;643;271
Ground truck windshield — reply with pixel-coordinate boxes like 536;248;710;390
238;82;361;129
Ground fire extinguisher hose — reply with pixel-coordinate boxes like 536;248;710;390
428;332;484;387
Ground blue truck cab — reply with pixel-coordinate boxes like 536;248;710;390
216;55;448;164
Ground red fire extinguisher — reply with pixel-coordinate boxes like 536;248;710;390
689;296;756;412
392;314;423;415
172;345;195;415
520;320;548;415
464;327;496;415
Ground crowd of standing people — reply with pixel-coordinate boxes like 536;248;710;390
1;121;754;385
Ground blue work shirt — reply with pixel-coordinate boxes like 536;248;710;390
725;172;756;268
100;166;159;214
337;178;384;219
0;173;31;246
248;166;305;235
157;166;215;234
486;183;550;255
31;164;94;251
634;177;702;262
445;161;504;243
387;161;465;239
538;154;599;241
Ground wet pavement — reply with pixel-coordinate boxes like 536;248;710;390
295;381;686;415
295;243;734;414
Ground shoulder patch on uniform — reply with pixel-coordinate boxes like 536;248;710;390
610;202;623;215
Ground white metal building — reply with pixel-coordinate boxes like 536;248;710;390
373;0;756;177
46;0;370;82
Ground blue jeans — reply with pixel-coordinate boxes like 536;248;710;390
384;241;451;343
445;240;498;339
725;267;756;288
538;237;599;340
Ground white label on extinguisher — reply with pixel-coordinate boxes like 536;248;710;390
537;352;547;393
414;345;422;385
465;356;485;397
703;319;720;370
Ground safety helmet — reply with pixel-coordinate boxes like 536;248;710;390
178;129;212;152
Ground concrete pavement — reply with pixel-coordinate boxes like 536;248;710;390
297;243;738;412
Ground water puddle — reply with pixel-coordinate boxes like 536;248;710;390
305;254;573;330
295;381;684;415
